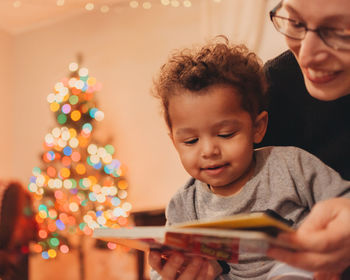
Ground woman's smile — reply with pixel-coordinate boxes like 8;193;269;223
304;68;340;84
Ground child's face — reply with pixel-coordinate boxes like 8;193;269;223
169;85;267;196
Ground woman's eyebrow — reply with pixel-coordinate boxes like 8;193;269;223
321;15;350;26
283;3;350;26
282;4;301;17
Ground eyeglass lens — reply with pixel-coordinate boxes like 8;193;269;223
270;7;350;51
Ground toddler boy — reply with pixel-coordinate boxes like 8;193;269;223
149;36;350;279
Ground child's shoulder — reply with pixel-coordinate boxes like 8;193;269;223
255;145;312;159
255;146;322;170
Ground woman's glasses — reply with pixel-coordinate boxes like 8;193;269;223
269;2;350;51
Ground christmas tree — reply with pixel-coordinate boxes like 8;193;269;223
28;62;131;263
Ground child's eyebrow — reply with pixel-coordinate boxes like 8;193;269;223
174;120;241;137
213;119;241;129
175;127;196;137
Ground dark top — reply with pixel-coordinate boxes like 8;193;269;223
258;50;350;180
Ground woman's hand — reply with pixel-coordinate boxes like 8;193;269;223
267;197;350;277
148;250;223;280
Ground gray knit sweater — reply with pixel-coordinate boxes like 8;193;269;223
151;146;350;280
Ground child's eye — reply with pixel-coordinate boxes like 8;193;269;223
184;138;198;145
218;132;234;138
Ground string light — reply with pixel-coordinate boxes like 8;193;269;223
100;5;110;13
13;1;21;8
129;1;139;8
143;2;152;9
85;3;94;11
161;0;170;6
68;62;78;72
10;0;223;13
183;0;191;7
56;0;65;7
170;0;180;8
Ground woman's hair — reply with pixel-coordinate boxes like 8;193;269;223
152;36;267;129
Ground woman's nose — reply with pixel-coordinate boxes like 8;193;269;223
297;31;329;68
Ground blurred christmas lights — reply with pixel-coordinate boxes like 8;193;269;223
29;62;131;259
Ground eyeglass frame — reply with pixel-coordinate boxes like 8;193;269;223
269;1;350;51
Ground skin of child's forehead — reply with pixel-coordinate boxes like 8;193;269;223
172;82;258;117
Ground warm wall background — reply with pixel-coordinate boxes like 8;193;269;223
0;29;14;179
2;0;286;211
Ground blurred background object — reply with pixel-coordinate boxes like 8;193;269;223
0;181;38;280
28;61;131;279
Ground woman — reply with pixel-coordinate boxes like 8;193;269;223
261;0;350;278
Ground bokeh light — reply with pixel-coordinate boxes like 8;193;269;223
31;64;132;259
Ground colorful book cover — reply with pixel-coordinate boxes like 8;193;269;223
93;212;297;263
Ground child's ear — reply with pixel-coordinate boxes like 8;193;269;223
253;111;268;144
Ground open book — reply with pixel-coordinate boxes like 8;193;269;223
93;211;297;263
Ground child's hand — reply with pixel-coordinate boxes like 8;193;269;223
267;197;350;275
148;250;223;279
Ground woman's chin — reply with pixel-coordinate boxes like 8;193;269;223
305;80;350;101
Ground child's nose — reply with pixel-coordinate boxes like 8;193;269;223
201;140;220;158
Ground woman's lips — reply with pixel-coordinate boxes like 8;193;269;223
305;68;340;84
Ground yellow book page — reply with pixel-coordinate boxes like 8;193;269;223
174;212;294;233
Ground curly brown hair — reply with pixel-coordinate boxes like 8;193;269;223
152;36;267;129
